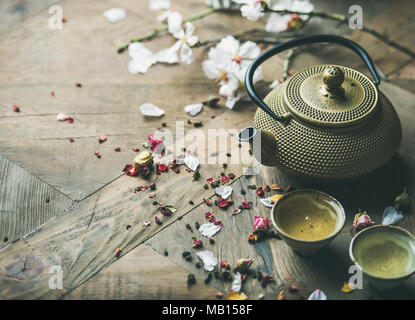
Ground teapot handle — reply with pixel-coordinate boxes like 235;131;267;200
245;34;380;123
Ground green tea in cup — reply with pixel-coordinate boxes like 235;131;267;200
275;191;341;241
353;230;415;278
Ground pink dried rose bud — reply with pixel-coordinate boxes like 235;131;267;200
353;210;374;230
149;192;156;198
220;260;231;270
123;164;138;176
215;292;224;299
264;185;271;192
209;237;215;244
232;208;242;216
205;212;214;221
213;219;222;225
256;187;264;197
12;105;20;112
235;258;254;273
68;138;75;143
115;248;122;258
114;147;121;152
133;147;140;152
94;151;102;158
253;216;271;231
242;201;251;209
192;240;203;248
155;216;162;225
98;136;107;143
221;176;230;184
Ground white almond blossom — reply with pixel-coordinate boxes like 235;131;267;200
266;0;314;33
233;0;266;21
149;0;171;10
220;64;263;109
168;22;199;64
202;35;262;109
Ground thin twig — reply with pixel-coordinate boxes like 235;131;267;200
265;7;415;59
117;7;217;53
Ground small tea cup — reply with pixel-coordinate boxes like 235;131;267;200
271;189;345;256
349;225;415;290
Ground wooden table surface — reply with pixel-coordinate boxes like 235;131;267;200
0;0;415;300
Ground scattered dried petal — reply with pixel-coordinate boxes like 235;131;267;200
231;272;242;292
382;206;404;226
308;289;327;300
196;250;218;271
140;103;165;117
341;282;355;293
228;291;248;300
184;156;199;171
216;185;233;199
192;239;203;249
199;223;222;237
98;136;107;143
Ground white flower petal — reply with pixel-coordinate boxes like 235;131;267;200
382;206;404;226
184;156;199;171
184;103;203;116
238;41;260;60
184;22;195;37
103;8;127;23
149;0;171;10
217;35;240;58
180;43;194;64
260;198;273;208
196;250;218;271
269;79;281;89
167;11;183;34
308;289;327;300
155;47;179;64
199;223;222;237
157;10;170;22
128;42;154;60
225;95;239;109
231;272;242;292
240;3;264;21
187;35;199;47
56;113;72;121
265;13;292;33
202;60;220;79
216;185;233;199
128;57;154;74
139;103;165;117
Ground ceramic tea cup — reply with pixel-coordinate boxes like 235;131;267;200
349;225;415;290
271;189;345;256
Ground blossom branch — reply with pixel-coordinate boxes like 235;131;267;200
118;7;217;53
265;6;415;59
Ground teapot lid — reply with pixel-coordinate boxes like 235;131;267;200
284;65;378;128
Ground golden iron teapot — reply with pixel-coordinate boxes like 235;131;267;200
238;35;402;180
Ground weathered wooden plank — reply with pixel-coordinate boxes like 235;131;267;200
0;155;74;251
63;244;218;300
0;0;263;201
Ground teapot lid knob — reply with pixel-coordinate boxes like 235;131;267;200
323;66;345;89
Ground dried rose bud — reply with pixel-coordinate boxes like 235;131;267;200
75;82;82;87
271;184;282;191
12;105;20;112
256;187;264;197
288;285;298;292
133;151;153;168
209;237;215;244
204;199;212;206
220;260;231;270
155;216;162;225
114;147;121;152
221;176;230;184
192;240;203;248
115;248;122;258
253;216;271;232
215;292;224;299
205;212;214;221
149;192;156;198
242;201;251;209
133;147;140;152
248;233;258;243
123;164;138;176
213;219;222;226
264;185;271;192
98;136;107;143
232;208;242;216
94;151;102;158
395;187;410;212
353;210;374;231
68;138;75;143
228;173;235;180
235;258;254;273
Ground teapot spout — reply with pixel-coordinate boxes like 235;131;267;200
237;126;278;167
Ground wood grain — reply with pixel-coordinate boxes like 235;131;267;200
63;244;218;300
0;155;74;251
